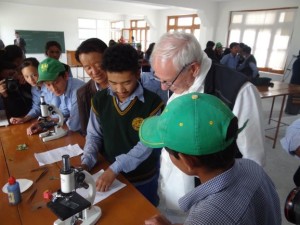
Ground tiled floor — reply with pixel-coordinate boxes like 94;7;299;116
262;96;299;225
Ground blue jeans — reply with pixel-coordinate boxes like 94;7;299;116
134;171;159;206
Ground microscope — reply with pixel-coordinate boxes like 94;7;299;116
47;155;102;225
38;96;67;142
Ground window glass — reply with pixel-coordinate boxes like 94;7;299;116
169;18;175;26
229;8;296;72
178;17;193;26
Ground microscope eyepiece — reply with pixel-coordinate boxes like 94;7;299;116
61;155;72;174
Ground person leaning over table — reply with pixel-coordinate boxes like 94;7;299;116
9;57;60;124
80;44;164;206
150;32;265;223
0;60;32;118
139;93;281;225
75;38;109;136
281;118;300;186
26;57;84;135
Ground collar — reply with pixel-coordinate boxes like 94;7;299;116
108;81;145;104
179;160;238;212
168;51;212;103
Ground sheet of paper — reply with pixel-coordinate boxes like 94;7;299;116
0;110;9;127
76;170;126;205
34;144;83;166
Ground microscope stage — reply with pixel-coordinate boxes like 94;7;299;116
47;192;91;221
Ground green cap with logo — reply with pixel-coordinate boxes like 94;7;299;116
139;93;246;156
38;57;65;83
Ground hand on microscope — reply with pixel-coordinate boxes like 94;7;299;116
27;117;59;135
95;168;117;192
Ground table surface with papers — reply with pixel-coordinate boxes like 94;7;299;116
0;123;159;225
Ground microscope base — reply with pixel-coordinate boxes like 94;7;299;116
39;127;67;142
53;206;101;225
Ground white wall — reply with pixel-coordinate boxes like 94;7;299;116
0;0;299;76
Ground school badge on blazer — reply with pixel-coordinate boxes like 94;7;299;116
132;117;144;131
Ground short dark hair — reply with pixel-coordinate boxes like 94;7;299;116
206;41;215;48
3;45;23;62
45;41;62;54
166;117;239;170
75;38;108;63
0;61;17;78
20;57;39;70
242;45;251;54
102;44;139;73
229;42;239;49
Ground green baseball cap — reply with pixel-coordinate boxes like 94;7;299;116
216;42;223;48
139;93;246;156
38;58;65;83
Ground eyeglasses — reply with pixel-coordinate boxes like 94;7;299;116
154;62;193;89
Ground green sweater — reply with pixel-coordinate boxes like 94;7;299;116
92;88;164;182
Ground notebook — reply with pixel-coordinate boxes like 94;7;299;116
0;110;9;126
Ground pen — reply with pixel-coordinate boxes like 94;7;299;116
35;168;48;183
31;166;47;172
27;188;37;203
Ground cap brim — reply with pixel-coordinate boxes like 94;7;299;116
37;73;59;83
139;116;165;148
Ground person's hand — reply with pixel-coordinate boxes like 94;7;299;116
27;121;42;135
10;116;31;124
144;215;173;225
95;168;117;192
0;79;8;97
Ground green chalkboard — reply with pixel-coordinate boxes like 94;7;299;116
16;30;65;54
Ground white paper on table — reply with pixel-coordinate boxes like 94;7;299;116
76;169;126;205
34;144;83;166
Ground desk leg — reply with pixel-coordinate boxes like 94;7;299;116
272;95;287;148
269;96;276;124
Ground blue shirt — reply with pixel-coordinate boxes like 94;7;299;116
141;71;168;104
59;77;84;131
81;82;158;175
26;85;60;118
179;159;281;225
220;53;239;69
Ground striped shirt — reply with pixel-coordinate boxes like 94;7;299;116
179;159;281;225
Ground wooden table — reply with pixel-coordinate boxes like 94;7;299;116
257;81;300;148
0;123;159;225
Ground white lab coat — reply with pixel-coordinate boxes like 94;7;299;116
158;53;266;217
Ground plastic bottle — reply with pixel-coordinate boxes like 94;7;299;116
7;176;22;205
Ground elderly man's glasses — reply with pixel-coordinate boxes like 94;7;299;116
154;62;193;89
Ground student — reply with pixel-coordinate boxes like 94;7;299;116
220;42;240;69
139;93;281;225
45;41;73;77
150;32;265;222
81;44;164;206
9;58;60;124
26;57;84;135
281;118;300;186
237;45;259;79
0;61;32;118
75;38;108;136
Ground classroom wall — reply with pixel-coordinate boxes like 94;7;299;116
0;0;298;79
0;1;197;63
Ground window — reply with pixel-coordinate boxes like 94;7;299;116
111;21;124;42
228;8;297;74
167;14;200;41
78;18;110;44
129;19;150;51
